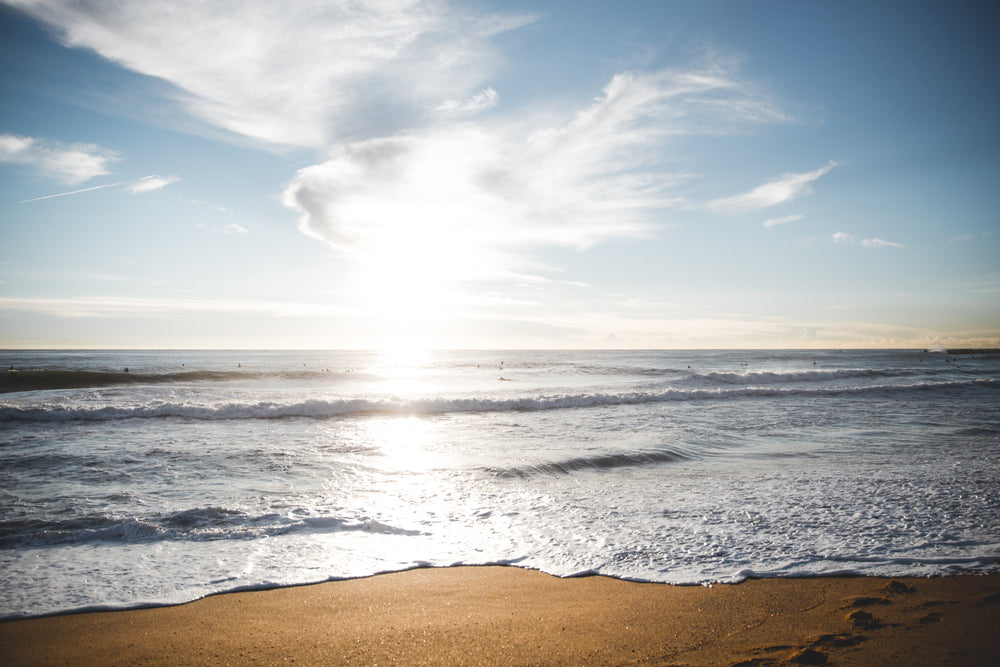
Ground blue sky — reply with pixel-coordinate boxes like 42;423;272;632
1;0;997;349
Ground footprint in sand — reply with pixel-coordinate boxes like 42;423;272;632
788;647;828;664
812;634;866;649
882;580;916;595
846;609;882;630
975;592;1000;607
843;595;890;608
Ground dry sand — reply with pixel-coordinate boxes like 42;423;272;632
2;567;998;665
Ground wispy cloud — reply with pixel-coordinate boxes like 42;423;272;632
710;161;837;212
861;237;903;248
0;132;119;184
960;275;1000;295
127;174;179;193
283;63;793;282
0;295;343;318
435;88;499;115
831;232;903;248
762;213;804;229
948;232;991;244
10;0;536;147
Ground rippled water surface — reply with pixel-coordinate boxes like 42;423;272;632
2;349;998;618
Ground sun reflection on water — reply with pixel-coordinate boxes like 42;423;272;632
370;346;437;397
357;414;466;539
366;415;439;472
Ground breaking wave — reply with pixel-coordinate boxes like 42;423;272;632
0;368;337;393
487;447;697;479
2;378;993;423
0;507;422;548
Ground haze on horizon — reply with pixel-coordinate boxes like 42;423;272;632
1;0;997;350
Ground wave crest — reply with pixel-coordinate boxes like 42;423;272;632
0;368;340;393
0;507;421;548
488;447;696;479
2;379;994;423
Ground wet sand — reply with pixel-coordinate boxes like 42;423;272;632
2;567;998;665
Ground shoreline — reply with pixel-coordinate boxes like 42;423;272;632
2;567;998;665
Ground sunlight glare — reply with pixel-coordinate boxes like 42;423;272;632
350;218;467;351
366;416;438;472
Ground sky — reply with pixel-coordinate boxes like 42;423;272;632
0;0;997;350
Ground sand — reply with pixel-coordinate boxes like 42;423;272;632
2;567;998;665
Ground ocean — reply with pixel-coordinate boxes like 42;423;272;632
2;349;998;619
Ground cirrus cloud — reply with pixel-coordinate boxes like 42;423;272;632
127;174;180;194
762;213;804;229
832;232;903;248
435;88;500;116
710;161;837;212
7;0;536;147
861;237;903;248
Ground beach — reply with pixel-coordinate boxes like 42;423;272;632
2;567;998;665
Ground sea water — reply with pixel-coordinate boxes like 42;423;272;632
2;349;998;619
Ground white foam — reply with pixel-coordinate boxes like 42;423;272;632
2;378;993;423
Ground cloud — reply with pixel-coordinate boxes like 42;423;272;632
861;237;903;248
127;174;179;193
435;88;500;115
0;132;119;184
0;295;342;318
9;0;536;147
13;1;797;281
283;63;793;281
710;161;837;212
948;232;990;244
224;224;248;235
831;232;903;248
762;213;804;229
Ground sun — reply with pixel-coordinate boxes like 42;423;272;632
350;228;459;351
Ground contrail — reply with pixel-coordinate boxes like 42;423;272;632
19;180;132;203
18;175;162;203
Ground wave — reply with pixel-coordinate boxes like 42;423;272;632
2;378;995;423
685;367;901;386
0;507;423;548
0;368;336;393
488;447;696;479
